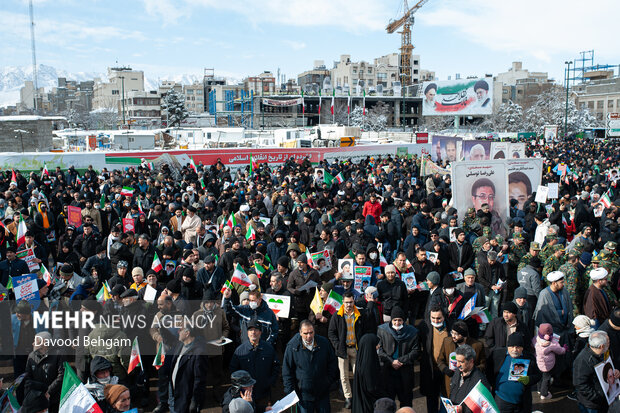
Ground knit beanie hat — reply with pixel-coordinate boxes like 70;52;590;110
104;384;129;406
537;323;553;340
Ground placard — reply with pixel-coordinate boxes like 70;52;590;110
403;272;417;292
508;359;530;381
123;218;135;233
67;205;82;228
338;259;354;279
16;248;40;272
311;250;332;274
547;183;559;199
354;266;372;293
426;251;438;264
262;293;291;318
535;185;549;203
13;273;39;304
595;357;620;405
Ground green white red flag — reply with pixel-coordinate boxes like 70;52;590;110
323;290;343;314
16;214;27;246
121;186;134;197
600;191;612;209
231;263;252;287
463;380;499;413
42;164;49;176
189;157;198;173
59;362;103;413
245;225;256;241
225;213;237;229
153;341;165;370
127;337;143;374
335;172;344;184
152;252;163;272
10;170;17;187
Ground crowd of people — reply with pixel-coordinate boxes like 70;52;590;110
0;136;619;413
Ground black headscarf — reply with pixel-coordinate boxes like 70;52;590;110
352;333;385;413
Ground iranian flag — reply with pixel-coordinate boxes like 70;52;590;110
189;156;198;173
137;198;144;213
379;254;388;268
147;162;154;170
42;164;49;176
323;290;343;315
250;153;258;176
458;293;477;320
59;362;103;413
16;214;27;246
10;170;17;187
335;172;344;184
225;213;237;229
152;252;163;272
600;191;612;209
231;263;252;287
245;225;256;241
347;90;351;114
199;178;206;189
330;89;335;115
121;186;134;197
127;337;143;374
301;91;305;114
153;341;165;370
254;262;267;278
324;170;335;187
471;307;491;324
39;264;53;286
463;380;499;413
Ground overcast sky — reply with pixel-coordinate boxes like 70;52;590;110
2;0;619;83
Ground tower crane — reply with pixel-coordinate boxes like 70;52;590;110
386;0;429;86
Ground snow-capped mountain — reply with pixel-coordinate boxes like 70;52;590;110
0;65;216;108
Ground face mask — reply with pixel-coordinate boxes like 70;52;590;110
445;288;455;296
249;301;259;310
369;252;378;260
431;321;444;329
392;324;403;331
98;376;111;385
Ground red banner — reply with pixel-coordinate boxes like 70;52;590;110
67;206;82;228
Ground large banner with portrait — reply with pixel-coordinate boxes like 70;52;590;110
431;136;463;162
490;142;527;159
452;160;508;236
422;78;493;116
507;158;543;210
462;140;492;161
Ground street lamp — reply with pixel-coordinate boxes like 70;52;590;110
119;75;126;128
564;60;573;139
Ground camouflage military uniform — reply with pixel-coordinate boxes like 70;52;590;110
508;239;527;267
472;236;488;255
559;261;581;317
462;208;480;235
539;235;558;262
571;240;586;257
517;242;541;272
542;245;565;279
599;249;619;275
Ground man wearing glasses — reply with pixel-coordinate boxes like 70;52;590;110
471;178;506;237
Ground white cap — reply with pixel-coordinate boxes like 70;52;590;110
590;267;608;281
547;271;565;282
186;186;194;192
240;204;250;212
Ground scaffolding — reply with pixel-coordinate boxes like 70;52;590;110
566;50;619;85
208;89;254;128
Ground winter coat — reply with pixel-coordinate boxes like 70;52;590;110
486;348;540;412
73;232;102;262
166;337;209;413
436;337;486;397
132;244;155;274
376;278;408;316
282;333;339;402
447;241;475;272
449;367;491;410
533;336;566;372
287;267;321;318
517;264;542;297
376;322;420;368
477;259;506;295
0;258;29;286
24;349;65;399
192;304;230;356
573;346;608;410
328;306;363;358
484;316;531;352
229;339;280;401
223;298;279;346
583;284;612;322
87;324;131;380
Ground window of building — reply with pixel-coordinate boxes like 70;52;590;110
368;69;372;74
608;100;614;109
353;69;357;74
112;90;119;95
131;78;138;81
413;69;418;74
597;100;604;109
503;89;508;94
588;101;594;109
186;89;193;94
597;113;603;120
413;60;419;65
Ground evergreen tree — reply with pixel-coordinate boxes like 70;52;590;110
161;90;189;127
